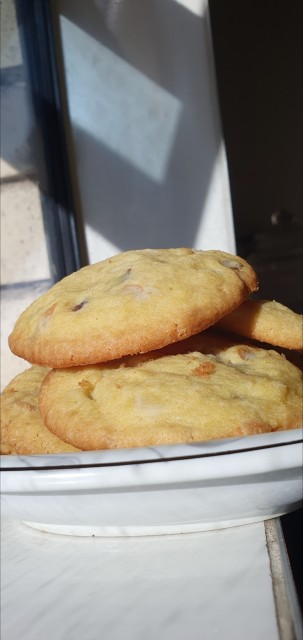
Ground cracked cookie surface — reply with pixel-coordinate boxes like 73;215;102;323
38;332;302;450
8;248;258;368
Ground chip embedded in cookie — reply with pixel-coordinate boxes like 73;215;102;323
8;248;258;368
38;332;303;451
215;299;303;351
0;366;81;455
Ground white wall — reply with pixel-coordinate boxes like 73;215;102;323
57;0;235;262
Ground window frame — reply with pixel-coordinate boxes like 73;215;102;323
14;0;87;281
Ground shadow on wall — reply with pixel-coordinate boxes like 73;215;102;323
56;0;232;259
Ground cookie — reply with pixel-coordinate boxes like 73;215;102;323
0;442;18;455
8;248;258;368
38;332;302;450
0;366;81;455
215;299;303;351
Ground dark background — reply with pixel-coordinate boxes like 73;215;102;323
209;0;303;611
209;0;303;313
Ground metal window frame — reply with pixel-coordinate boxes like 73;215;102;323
14;0;87;281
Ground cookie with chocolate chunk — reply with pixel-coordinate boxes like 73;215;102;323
0;366;81;455
8;248;258;368
38;331;303;450
215;299;303;351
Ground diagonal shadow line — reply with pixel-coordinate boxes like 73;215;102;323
58;0;208;99
54;0;226;253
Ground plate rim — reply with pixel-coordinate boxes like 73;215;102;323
1;428;302;472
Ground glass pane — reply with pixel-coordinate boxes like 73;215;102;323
0;0;52;389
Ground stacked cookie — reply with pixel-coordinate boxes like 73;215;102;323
1;248;302;455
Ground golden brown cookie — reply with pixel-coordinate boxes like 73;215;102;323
8;248;258;368
39;332;302;451
215;299;303;351
0;442;18;455
0;366;81;455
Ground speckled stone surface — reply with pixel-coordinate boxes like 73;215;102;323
0;181;50;285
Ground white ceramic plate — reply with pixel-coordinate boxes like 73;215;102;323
1;429;302;537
